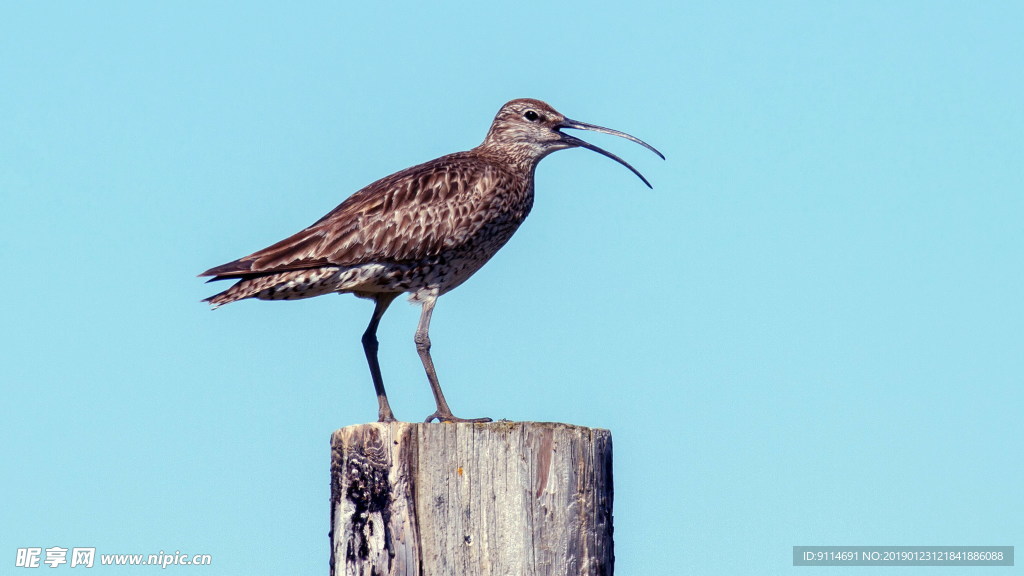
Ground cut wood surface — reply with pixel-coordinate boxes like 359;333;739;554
330;421;614;576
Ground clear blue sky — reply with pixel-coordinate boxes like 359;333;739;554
2;2;1021;574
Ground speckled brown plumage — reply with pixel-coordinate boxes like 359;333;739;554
202;157;530;306
200;98;663;423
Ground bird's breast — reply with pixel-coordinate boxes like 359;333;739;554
426;181;534;294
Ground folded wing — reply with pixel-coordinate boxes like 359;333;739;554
200;154;511;281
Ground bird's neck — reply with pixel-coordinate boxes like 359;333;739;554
473;140;551;174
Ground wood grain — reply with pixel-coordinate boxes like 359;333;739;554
330;421;614;576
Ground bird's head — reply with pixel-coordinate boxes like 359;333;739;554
480;98;664;187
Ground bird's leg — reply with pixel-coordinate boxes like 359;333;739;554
362;293;400;423
415;295;492;424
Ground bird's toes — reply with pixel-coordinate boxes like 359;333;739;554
425;411;492;424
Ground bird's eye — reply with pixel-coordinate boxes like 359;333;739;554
524;110;540;122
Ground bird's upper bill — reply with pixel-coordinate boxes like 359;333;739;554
483;98;665;188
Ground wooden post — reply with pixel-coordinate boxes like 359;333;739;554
329;421;614;576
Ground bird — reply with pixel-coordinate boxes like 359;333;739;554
200;98;663;423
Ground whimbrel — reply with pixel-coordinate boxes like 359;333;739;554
200;98;663;423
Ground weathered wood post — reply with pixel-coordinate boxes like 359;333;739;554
329;421;614;576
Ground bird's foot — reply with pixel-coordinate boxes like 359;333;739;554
424;411;492;424
377;410;398;423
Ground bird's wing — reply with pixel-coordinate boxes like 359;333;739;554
200;154;513;280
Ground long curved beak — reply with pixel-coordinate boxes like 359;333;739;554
557;118;665;188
